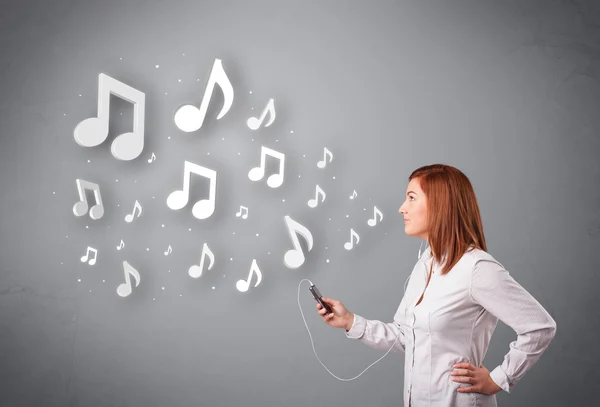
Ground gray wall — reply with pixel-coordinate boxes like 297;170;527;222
0;0;598;406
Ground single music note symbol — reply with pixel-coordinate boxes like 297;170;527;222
147;152;156;163
164;245;172;256
283;215;314;269
248;146;285;188
80;246;98;265
236;205;249;219
317;147;333;169
350;190;357;200
308;185;326;208
73;179;104;220
74;73;145;161
189;243;215;278
167;160;218;220
344;229;360;250
174;58;234;132
117;261;141;298
367;206;383;227
247;98;276;130
124;200;142;223
116;239;125;250
236;259;262;292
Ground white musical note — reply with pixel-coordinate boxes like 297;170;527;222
367;206;383;227
308;185;326;208
350;190;357;200
189;243;215;278
116;239;125;250
117;261;141;298
164;245;172;256
124;200;142;223
167;160;218;220
283;215;314;269
147;152;156;163
80;246;98;265
317;147;333;169
74;73;145;161
248;146;285;188
73;179;104;220
236;259;262;292
247;98;276;130
236;205;249;219
174;58;234;132
344;229;360;250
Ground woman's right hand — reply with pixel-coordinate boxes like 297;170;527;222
316;297;354;330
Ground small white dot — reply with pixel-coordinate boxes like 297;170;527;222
116;179;118;182
120;112;123;115
282;199;285;202
290;130;294;133
346;215;349;218
364;208;366;211
168;136;171;139
168;270;171;273
63;113;66;116
268;252;271;255
155;64;159;68
117;204;119;207
162;287;165;290
230;258;233;261
77;278;81;282
87;160;90;163
249;90;253;94
162;224;165;228
85;225;89;229
233;231;236;235
303;154;306;157
275;140;278;142
165;92;168;95
119;57;122;60
207;152;210;155
197;78;200;81
102;279;105;283
212;286;216;290
182;53;185;56
238;152;241;155
385;232;388;235
180;294;183;297
134;180;137;183
146;248;149;251
256;233;259;237
153;298;156;301
79;94;82;97
251;139;254;142
333;176;336;179
89;290;92;293
189;228;192;231
178;79;181;82
53;192;55;195
153;196;155;199
325;247;328;249
66;236;68;238
329;218;331;221
222;137;225;140
60;262;63;264
326;259;330;263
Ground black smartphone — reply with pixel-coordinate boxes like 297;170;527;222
309;284;333;315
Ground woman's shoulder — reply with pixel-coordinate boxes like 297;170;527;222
464;246;505;270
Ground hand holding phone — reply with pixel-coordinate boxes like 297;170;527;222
309;284;333;314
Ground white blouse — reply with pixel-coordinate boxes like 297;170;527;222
344;246;557;407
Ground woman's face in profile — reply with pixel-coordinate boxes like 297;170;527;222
399;178;428;240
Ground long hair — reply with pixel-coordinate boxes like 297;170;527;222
409;164;487;276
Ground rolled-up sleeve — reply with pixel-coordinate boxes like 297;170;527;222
470;259;557;393
344;295;407;354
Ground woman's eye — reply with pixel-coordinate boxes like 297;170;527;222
409;196;414;201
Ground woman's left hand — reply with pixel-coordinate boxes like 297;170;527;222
451;362;503;395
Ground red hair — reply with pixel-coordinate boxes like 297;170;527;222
409;164;487;276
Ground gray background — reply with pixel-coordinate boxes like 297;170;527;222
0;0;598;406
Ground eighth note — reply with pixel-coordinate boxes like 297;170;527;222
236;205;249;219
236;259;262;293
164;245;172;256
117;261;140;298
283;215;314;269
147;152;156;163
247;98;276;130
189;243;215;278
350;190;357;200
317;147;333;169
116;239;125;250
124;200;142;223
367;206;383;227
344;229;360;250
307;185;326;208
80;246;98;265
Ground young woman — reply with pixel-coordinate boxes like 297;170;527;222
315;164;557;407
